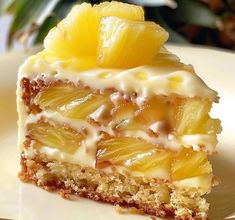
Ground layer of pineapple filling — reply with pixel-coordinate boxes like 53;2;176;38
21;80;220;152
24;119;213;191
20;81;220;192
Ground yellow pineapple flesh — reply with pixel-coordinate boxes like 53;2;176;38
98;16;168;68
33;83;221;135
44;3;98;59
127;150;173;174
112;101;137;123
44;1;144;63
61;94;111;119
171;148;212;181
93;1;144;21
135;97;168;126
34;84;113;121
34;85;90;110
27;121;84;154
97;137;159;168
172;98;221;135
42;1;170;69
97;137;212;181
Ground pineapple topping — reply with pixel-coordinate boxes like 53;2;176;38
98;17;168;68
43;1;168;69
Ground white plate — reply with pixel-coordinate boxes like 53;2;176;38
0;45;235;220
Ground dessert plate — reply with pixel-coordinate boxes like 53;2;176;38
0;45;234;220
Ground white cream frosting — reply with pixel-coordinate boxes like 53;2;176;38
18;48;218;101
124;130;217;153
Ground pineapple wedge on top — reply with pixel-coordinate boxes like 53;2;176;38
98;16;168;68
44;1;144;61
42;1;168;69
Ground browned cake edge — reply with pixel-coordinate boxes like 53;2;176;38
19;151;209;220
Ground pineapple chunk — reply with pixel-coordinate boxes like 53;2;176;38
135;97;168;126
34;85;90;111
171;148;212;181
112;102;137;123
61;94;111;119
27;121;84;154
44;3;98;59
98;16;168;68
34;84;113;120
44;2;144;61
115;120;144;133
128;150;173;174
97;137;212;181
94;1;144;21
97;137;173;176
203;118;222;134
111;102;145;133
97;137;157;167
173;99;212;135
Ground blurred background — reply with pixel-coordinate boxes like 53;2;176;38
0;0;235;53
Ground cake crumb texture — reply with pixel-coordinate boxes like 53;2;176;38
19;152;208;220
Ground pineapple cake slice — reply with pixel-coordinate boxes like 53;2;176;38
17;1;221;219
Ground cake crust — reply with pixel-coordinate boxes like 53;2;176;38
19;152;208;220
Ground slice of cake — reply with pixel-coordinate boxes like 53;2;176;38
17;1;221;219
